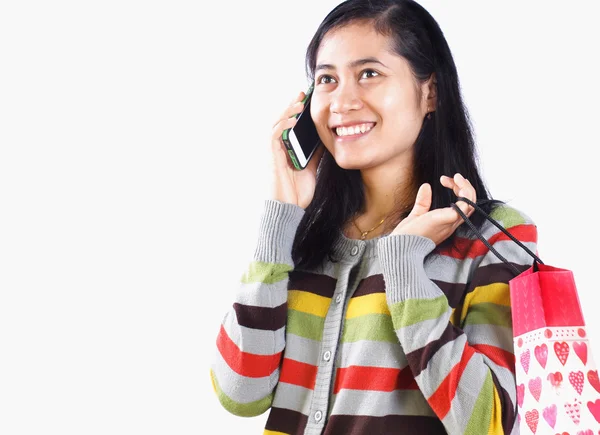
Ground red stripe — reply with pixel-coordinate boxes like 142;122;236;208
216;325;281;378
279;358;318;390
472;344;515;374
427;343;476;419
438;224;537;260
333;365;418;394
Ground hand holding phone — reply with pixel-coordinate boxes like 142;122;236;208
269;85;324;209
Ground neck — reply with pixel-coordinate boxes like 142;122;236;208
359;156;414;222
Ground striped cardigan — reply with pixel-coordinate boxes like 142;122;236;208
211;199;538;435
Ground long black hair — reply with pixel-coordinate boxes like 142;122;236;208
292;0;502;270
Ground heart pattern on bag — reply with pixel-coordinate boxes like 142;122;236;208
587;399;600;423
564;398;582;425
555;342;570;366
529;377;543;402
543;404;557;428
516;327;600;434
535;343;549;368
548;371;564;388
521;349;531;374
517;383;525;408
525;409;539;434
588;370;600;394
573;342;588;365
569;371;585;395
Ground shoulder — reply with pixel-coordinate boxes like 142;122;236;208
487;202;536;229
457;201;537;243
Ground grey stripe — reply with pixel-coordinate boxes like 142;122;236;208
222;312;285;355
337;340;408;369
329;389;436;417
415;334;468;398
235;280;288;308
463;323;514;352
271;382;313;415
478;239;537;268
425;252;473;283
212;351;279;403
284;334;321;365
397;314;451;355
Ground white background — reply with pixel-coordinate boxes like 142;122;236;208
1;1;599;434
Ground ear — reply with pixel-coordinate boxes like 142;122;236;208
421;72;437;115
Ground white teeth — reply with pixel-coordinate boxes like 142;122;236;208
335;123;374;137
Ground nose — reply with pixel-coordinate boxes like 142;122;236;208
330;82;363;114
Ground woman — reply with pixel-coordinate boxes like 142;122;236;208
211;1;537;434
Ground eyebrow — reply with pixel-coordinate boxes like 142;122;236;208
315;57;388;72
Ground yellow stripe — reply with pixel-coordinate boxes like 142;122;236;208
264;431;289;435
462;282;510;322
346;293;390;319
487;385;503;435
288;290;330;317
449;307;459;326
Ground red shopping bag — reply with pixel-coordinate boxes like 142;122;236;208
510;263;600;434
454;198;600;434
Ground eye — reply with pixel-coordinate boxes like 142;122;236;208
361;69;380;79
316;74;336;85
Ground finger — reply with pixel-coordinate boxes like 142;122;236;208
440;175;459;195
271;116;298;145
453;173;476;217
290;91;305;105
273;101;305;129
408;183;432;217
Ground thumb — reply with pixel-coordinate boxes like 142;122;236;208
409;183;432;217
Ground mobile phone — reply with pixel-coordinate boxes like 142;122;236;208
281;83;320;170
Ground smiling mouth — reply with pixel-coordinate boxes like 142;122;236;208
333;122;376;138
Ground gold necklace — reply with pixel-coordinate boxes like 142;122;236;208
353;216;386;240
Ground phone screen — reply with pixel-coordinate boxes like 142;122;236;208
292;94;320;159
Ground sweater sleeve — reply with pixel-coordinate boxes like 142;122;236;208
210;199;305;417
377;209;538;435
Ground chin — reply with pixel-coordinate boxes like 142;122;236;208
332;155;377;170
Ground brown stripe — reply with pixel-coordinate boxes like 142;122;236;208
352;274;385;297
265;407;308;435
322;414;445;434
288;270;337;298
490;370;516;434
466;262;529;293
406;322;463;377
232;302;286;331
432;279;466;307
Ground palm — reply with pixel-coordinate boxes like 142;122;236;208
272;143;324;209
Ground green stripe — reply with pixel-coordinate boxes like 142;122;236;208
241;261;292;284
210;369;273;417
489;205;526;228
465;370;493;434
389;295;448;328
463;303;512;328
287;310;324;341
342;314;399;343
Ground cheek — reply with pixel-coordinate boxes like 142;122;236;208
310;101;331;135
379;92;422;131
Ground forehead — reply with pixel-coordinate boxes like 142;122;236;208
316;21;395;65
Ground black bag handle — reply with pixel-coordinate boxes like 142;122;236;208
451;197;543;276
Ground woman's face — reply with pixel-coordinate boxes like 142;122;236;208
311;21;434;171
